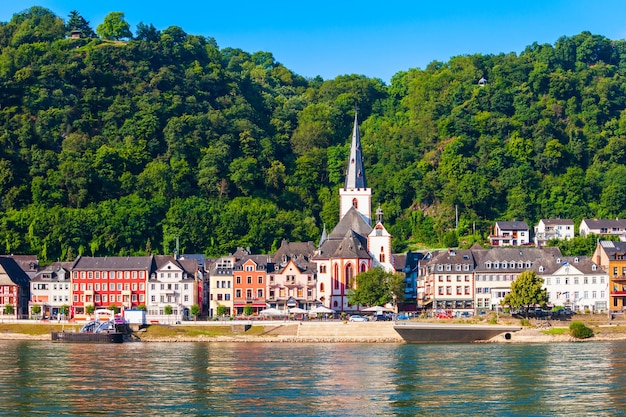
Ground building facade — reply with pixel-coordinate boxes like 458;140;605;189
29;261;73;319
489;221;530;246
534;219;575;246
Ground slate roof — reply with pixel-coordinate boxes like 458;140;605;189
344;112;367;190
328;207;372;239
540;218;574;226
534;256;601;275
581;219;626;230
495;221;529;230
30;261;73;282
0;256;31;287
72;255;155;270
599;240;626;256
473;247;562;272
272;240;317;273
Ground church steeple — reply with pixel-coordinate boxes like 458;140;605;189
344;112;367;190
339;111;372;224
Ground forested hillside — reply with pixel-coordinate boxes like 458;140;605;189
2;7;626;262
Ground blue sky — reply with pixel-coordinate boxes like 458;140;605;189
2;1;626;83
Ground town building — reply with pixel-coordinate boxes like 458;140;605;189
580;219;626;241
207;255;236;318
397;250;428;312
313;113;393;313
472;247;561;311
534;219;575;246
489;221;530;246
146;255;200;322
592;240;626;313
70;255;154;317
420;249;476;315
233;252;271;315
29;261;73;319
268;240;317;312
537;256;606;312
0;256;31;318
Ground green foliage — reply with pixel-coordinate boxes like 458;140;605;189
190;304;200;320
107;305;120;314
96;12;132;40
1;10;626;258
243;305;253;316
164;305;173;315
136;304;147;311
31;304;41;315
569;321;594;339
59;305;70;315
502;271;548;313
85;304;95;315
348;267;405;307
3;304;15;314
216;305;228;317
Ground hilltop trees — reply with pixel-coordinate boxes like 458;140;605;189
96;12;132;40
2;7;626;259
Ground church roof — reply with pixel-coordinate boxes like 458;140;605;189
344;112;367;190
328;206;372;239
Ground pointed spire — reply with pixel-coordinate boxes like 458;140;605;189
318;223;328;247
344;111;367;190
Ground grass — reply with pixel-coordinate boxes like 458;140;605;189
541;327;568;336
138;324;271;339
0;323;81;335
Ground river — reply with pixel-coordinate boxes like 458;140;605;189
0;340;624;416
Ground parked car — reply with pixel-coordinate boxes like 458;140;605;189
436;311;453;319
349;315;369;322
374;314;392;321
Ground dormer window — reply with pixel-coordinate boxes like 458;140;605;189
539;266;544;272
592;264;597;271
574;257;579;263
556;258;561;264
486;262;491;269
502;262;507;269
494;262;499;269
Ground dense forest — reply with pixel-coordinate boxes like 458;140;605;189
2;7;626;263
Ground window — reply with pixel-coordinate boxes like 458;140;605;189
217;294;223;301
95;295;100;302
247;276;252;284
95;283;100;291
117;284;122;291
151;295;156;302
236;289;241;298
236;277;241;284
151;284;155;290
102;295;107;303
184;295;189;302
139;295;144;302
224;294;230;301
257;289;263;298
258;276;263;284
132;283;137;291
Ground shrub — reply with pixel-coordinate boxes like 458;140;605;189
569;321;594;339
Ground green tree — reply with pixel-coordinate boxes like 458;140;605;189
502;271;548;317
243;305;253;316
216;305;228;317
348;267;405;308
31;304;41;318
108;304;120;314
190;304;200;321
3;304;15;315
136;304;147;311
66;10;95;38
85;304;95;316
60;305;70;318
96;12;132;40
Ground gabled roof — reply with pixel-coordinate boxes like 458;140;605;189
581;219;626;229
31;261;73;282
331;230;370;259
328;206;372;239
0;256;31;287
539;218;574;226
473;247;562;272
495;221;529;230
72;255;154;270
272;240;316;273
598;240;626;256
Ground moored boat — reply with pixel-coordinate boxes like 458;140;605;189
394;322;522;343
51;318;129;344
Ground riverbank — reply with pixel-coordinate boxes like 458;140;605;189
3;316;626;343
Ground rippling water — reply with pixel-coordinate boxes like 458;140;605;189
0;340;624;416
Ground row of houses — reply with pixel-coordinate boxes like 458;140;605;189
491;218;626;247
2;238;624;321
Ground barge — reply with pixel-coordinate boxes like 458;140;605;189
394;322;522;343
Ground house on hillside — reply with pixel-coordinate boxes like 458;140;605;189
580;219;626;241
489;221;530;246
534;219;575;247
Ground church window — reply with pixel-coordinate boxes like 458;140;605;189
379;254;385;263
345;264;354;284
334;264;339;289
352;198;358;209
360;263;366;273
320;283;325;292
320;265;326;273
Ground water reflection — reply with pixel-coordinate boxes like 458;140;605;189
0;340;625;416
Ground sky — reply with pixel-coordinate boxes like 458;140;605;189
2;1;626;83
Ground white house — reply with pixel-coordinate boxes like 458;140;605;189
579;219;626;241
534;219;575;246
489;221;530;246
146;256;199;322
538;256;607;312
29;261;73;319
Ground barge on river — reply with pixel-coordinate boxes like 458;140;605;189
394;322;522;343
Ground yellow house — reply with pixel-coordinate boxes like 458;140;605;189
593;241;626;312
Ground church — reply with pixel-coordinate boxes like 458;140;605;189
313;112;394;312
